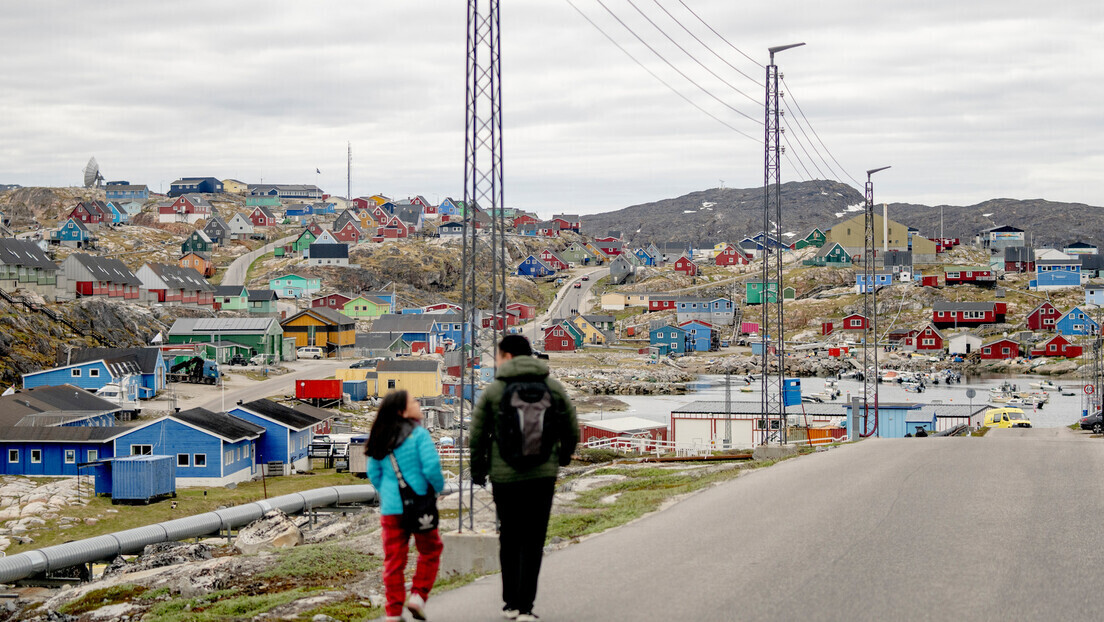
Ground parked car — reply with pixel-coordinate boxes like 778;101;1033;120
250;353;275;366
1080;411;1103;434
349;358;379;369
297;346;324;360
582;275;590;281
228;353;248;366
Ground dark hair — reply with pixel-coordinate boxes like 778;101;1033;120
498;334;533;358
366;390;410;459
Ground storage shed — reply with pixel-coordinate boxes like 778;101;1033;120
93;455;176;504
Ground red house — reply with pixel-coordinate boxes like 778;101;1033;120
981;338;1020;360
579;417;668;449
542;324;576;351
1031;334;1082;358
249;206;277;227
332;221;365;243
306;221;324;237
714;244;750;266
674;256;699;277
912;324;944;351
649;295;677;312
551;214;581;233
513;214;539;229
919;275;940;287
376;215;409;239
539;249;569;271
932;302;1006;328
840;314;868;331
352;197;379;210
1027;302;1060;331
944;266;996;287
68;201;106;226
312;293;353;310
507;302;536;320
425;302;462;314
595;238;624;256
159;195;212;223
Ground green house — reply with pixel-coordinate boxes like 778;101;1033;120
291;229;316;253
561;321;585;347
804;242;852;267
181;230;214;254
746;281;780;305
167;317;285;359
213;285;249;311
247;197;281;207
794;228;827;250
248;289;279;314
343;295;391;319
560;242;597;266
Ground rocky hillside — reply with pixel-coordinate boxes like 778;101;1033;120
581;180;1104;248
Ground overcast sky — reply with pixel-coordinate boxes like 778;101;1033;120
1;1;1101;218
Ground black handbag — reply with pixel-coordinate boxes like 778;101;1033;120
389;453;439;533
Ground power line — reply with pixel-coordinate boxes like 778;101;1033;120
623;0;760;106
566;0;760;142
781;77;862;187
591;0;763;126
781;134;815;180
784;151;808;182
782;97;847;182
675;0;762;68
651;0;763;87
782;128;828;179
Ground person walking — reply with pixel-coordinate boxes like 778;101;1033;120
470;335;579;621
367;390;446;621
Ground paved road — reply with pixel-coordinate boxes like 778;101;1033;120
165;359;351;412
429;427;1104;621
523;267;608;343
221;234;295;286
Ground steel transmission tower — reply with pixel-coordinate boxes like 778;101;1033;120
458;0;507;531
861;166;890;438
759;43;803;445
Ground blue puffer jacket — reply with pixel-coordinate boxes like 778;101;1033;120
367;424;446;516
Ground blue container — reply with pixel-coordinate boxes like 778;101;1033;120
783;378;801;407
342;380;368;402
111;455;176;503
90;463;112;496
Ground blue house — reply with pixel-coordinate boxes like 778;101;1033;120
112;408;262;487
369;314;441;352
54;217;93;244
516;255;556;277
1031;259;1082;291
679;320;714;352
1087;286;1104;306
1056;307;1100;336
22;359;142;398
105;183;150;201
105;201;128;224
228;399;328;474
437;198;462;219
285;204;314;219
634;248;657;266
430;313;471;349
844;402;938;439
649;325;689;356
66;347;167;399
856;272;894;293
169;177;223;197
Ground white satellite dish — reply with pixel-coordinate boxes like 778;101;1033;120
83;157;105;188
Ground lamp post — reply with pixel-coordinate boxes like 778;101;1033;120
862;166;890;438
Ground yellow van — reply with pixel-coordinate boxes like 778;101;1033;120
983;407;1032;428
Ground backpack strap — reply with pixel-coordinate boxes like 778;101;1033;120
388;453;410;490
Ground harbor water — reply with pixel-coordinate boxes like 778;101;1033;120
584;375;1091;429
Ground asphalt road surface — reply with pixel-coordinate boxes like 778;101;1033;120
221;234;295;286
428;427;1104;621
523;267;608;343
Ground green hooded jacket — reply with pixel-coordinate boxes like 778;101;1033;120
469;355;578;484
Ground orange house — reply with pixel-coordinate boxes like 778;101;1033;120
180;251;215;278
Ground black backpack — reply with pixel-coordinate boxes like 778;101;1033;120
495;377;570;469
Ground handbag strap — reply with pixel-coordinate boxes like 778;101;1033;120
388;453;410;490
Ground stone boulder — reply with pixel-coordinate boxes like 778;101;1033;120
234;509;303;555
102;541;212;578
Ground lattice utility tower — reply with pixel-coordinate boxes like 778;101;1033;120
860;166;890;438
1091;308;1103;416
759;43;803;445
458;0;507;531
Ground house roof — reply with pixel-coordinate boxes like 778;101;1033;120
308;243;349;259
0;239;58;270
188;229;213;244
252;205;276;218
932;301;998;312
237;399;325;431
580;416;667;433
105;184;148;192
376;359;440;373
144;263;215;292
247;289;278;302
214;285;248;297
283;307;354;328
69;254;141;285
369;314;439;334
1037;258;1081;266
987;225;1025;233
0;425;132;443
68;347;163;375
169;317;279;335
355;333;406;350
0;384;123;428
172;408;264;442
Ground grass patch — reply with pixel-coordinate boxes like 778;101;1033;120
58;584;147;615
146;587;310;622
6;469;365;555
262;543;380;582
573;448;629;464
435;571;485;593
1069;422;1081;430
299;597;381;622
138;587;171;601
971;426;991;437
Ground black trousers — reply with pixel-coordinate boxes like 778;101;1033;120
492;477;557;614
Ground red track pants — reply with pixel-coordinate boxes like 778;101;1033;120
381;514;443;617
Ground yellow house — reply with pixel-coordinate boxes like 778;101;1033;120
571;315;608;345
354;209;377;231
826;213;939;264
222;179;249;195
623;292;651;307
601;292;628;311
280;307;356;354
369;194;391;206
709;242;729;259
584;242;607;265
375;359;442;398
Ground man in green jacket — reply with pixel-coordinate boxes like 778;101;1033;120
470;335;578;622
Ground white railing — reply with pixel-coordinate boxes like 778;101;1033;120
580;436;717;457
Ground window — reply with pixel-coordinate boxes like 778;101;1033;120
225;451;233;464
983;348;991;355
194;454;206;467
1002;347;1011;354
922;338;935;346
131;444;152;456
8;449;17;463
72;368;81;377
178;454;190;467
89;368;99;377
30;450;41;464
388;380;397;389
87;450;98;462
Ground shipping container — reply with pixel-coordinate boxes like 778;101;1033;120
348;435;368;476
741;321;760;335
342;380;368;402
626;326;636;337
296;379;343;400
109;455;176;504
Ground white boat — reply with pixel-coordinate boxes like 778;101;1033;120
1030;380;1060;391
989;393;1013;404
94;382;140;412
1006;397;1026;407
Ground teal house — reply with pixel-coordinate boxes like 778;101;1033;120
269;274;320;298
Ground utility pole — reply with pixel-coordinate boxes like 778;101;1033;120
862;166;891;438
459;0;505;532
760;42;803;446
347;142;352;202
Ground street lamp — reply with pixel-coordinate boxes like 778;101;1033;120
861;165;890;439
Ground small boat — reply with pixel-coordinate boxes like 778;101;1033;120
94;382;140;412
989;393;1013;404
739;386;753;393
902;381;925;393
1006;397;1025;407
1030;380;1060;391
1061;388;1078;396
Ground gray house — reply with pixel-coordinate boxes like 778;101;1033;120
203;216;230;246
608;254;635;285
227;214;255;240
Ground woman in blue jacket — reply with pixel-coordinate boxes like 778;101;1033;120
367;390;446;621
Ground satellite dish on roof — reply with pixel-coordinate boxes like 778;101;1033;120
83;157;105;188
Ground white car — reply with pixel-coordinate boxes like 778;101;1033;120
297;346;324;360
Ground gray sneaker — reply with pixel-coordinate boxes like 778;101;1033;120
502;608;520;620
517;614;540;622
